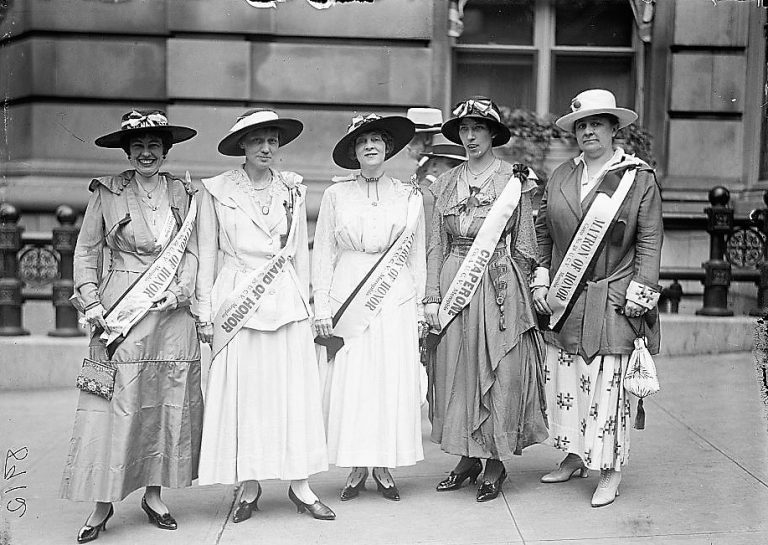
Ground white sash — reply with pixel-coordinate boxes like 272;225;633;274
333;189;423;339
546;164;639;330
433;174;522;332
102;186;197;347
210;192;304;358
153;207;177;250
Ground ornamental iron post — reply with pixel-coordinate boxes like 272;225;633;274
696;187;734;316
0;203;30;335
749;190;768;316
49;205;84;337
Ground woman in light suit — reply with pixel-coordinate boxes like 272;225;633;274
195;109;334;521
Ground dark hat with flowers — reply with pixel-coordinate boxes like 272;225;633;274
95;110;197;148
332;113;415;169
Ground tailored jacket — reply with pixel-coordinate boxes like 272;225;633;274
195;169;311;331
535;156;663;356
73;170;198;311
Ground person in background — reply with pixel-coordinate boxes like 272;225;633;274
533;89;663;507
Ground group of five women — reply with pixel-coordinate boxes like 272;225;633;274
61;88;662;543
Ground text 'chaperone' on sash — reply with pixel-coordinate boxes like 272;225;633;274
331;187;423;340
433;172;524;333
546;161;642;331
210;190;305;359
103;173;198;350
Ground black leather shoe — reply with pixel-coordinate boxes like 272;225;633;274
288;487;336;520
340;468;368;501
436;459;483;492
77;504;114;543
232;483;262;523
476;467;507;502
372;469;400;502
141;496;178;530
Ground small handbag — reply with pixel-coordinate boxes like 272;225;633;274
75;358;117;401
622;317;660;430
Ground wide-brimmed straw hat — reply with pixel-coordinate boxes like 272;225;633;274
407;107;443;134
332;114;415;169
441;96;511;147
421;134;467;162
555;89;638;133
218;109;303;156
95;109;197;148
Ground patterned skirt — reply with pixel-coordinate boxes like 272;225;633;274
542;342;631;471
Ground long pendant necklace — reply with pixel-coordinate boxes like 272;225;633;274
361;172;383;207
137;178;160;212
244;171;274;215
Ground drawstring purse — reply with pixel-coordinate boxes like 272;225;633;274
622;316;660;429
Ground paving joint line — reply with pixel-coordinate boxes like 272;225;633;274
213;492;237;545
650;398;768;489
502;490;527;544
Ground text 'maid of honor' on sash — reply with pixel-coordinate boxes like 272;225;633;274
332;188;423;340
546;160;642;331
210;188;305;358
103;172;198;348
433;171;523;334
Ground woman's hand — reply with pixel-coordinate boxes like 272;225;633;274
84;303;111;334
315;317;333;338
532;286;552;316
424;303;441;331
150;291;178;312
196;323;213;344
623;300;645;318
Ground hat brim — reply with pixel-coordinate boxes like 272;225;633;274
422;143;467;162
217;119;304;157
423;152;467;162
95;125;197;148
414;125;442;134
555;107;637;133
332;117;415;169
441;115;511;147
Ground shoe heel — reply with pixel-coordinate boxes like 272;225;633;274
616;486;620;497
578;468;589;478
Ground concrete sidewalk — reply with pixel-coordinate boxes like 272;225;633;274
0;351;765;545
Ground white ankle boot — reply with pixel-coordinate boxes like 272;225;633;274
591;468;621;507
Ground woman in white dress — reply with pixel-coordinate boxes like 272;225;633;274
196;109;334;521
313;114;425;502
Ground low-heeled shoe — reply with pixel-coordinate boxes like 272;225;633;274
288;487;336;520
340;468;368;501
372;471;400;501
233;484;262;523
141;496;178;530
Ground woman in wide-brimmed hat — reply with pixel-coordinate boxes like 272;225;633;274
532;89;662;507
424;96;548;503
61;109;202;542
195;109;335;521
313;113;426;502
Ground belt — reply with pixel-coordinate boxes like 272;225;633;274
449;239;507;259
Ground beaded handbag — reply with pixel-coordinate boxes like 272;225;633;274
75;358;117;401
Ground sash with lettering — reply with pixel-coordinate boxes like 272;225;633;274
545;158;644;331
331;184;423;342
210;187;305;359
102;180;198;352
427;171;524;345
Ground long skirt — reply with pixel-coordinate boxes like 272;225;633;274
542;342;631;471
198;319;328;483
60;309;203;502
323;298;424;468
430;252;549;460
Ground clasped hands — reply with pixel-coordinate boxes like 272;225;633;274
531;286;645;318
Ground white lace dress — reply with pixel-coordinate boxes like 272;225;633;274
312;177;426;468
